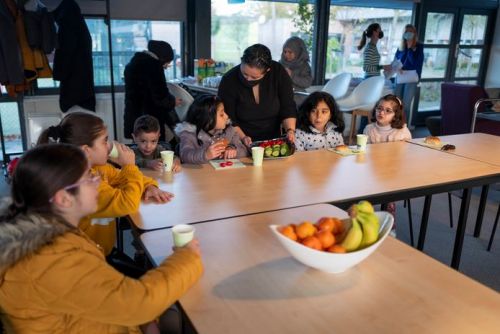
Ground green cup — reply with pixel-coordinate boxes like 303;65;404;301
108;142;119;159
172;224;195;247
356;134;368;151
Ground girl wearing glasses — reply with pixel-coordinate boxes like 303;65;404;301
363;94;412;143
37;112;172;269
0;144;203;334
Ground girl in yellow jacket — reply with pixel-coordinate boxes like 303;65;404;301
0;144;203;333
37;112;173;257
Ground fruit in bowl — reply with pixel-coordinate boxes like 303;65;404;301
270;201;394;273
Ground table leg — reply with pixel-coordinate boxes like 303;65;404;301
473;185;489;238
417;195;433;251
451;188;472;270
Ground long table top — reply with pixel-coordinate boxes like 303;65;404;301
140;204;500;334
131;141;500;230
408;133;500;166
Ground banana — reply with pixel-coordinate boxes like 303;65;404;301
356;200;375;214
358;216;379;249
341;218;363;252
356;212;380;231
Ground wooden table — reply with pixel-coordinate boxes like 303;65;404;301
131;141;500;269
140;205;500;334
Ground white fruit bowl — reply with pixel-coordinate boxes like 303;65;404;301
270;211;394;273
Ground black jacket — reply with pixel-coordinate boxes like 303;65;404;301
52;0;95;112
123;51;178;140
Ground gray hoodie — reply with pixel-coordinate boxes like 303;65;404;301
175;122;248;164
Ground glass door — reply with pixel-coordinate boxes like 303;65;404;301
414;7;494;124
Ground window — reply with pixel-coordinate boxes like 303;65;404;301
211;0;310;66
326;7;412;79
0;102;23;161
37;19;182;89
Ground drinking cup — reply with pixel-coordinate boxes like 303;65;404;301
160;150;175;172
251;147;264;166
172;224;195;247
109;142;119;159
356;134;368;151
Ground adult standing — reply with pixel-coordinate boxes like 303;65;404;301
279;36;313;91
218;44;297;145
394;24;424;127
358;23;388;78
123;40;182;144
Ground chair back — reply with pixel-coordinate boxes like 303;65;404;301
440;83;487;135
167;83;194;121
350;76;385;106
322;72;352;99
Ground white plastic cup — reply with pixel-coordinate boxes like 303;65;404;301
356;134;368;151
160;150;175;172
109;142;119;159
172;224;195;247
251;147;264;166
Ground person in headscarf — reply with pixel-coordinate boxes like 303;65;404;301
279;36;313;91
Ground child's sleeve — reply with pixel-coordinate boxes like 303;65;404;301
178;132;207;164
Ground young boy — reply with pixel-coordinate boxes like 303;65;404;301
131;115;182;172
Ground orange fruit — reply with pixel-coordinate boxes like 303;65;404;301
301;236;322;250
279;225;297;241
327;245;347;253
296;221;316;239
331;217;345;235
315;230;335;249
316;217;335;232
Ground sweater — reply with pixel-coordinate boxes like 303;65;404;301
295;122;344;151
0;211;202;334
218;61;297;141
78;164;158;255
131;143;169;168
175;122;248;164
363;42;381;77
363;123;412;143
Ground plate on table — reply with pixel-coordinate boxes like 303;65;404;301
251;137;296;160
209;159;246;170
327;146;363;156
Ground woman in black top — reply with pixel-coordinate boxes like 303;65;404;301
218;44;297;145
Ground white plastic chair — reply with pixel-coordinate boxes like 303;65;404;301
167;83;194;121
336;76;385;144
321;72;352;100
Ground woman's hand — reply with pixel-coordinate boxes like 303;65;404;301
205;142;226;160
147;159;164;171
223;147;237;159
242;136;252;147
111;144;135;167
172;157;182;173
143;185;174;203
286;129;295;143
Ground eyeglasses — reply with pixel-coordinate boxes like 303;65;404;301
63;170;101;191
375;106;395;114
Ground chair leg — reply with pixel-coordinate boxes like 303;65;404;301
447;192;454;228
487;204;500;251
407;199;414;247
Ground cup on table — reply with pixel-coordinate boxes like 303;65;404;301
108;142;119;159
251;147;264;166
172;224;195;247
160;150;175;172
356;134;368;152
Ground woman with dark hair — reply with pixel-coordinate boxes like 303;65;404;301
295;91;344;151
0;144;203;333
218;44;297;145
279;36;313;90
358;23;389;79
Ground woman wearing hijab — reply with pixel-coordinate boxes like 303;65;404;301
279;36;313;91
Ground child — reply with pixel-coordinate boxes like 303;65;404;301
131;115;182;172
175;94;248;164
37;112;173;259
0;144;202;334
363;94;412;143
295;91;345;151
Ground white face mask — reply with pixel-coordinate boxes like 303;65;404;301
403;31;415;40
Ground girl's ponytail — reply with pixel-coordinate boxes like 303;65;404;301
37;125;62;145
357;31;367;51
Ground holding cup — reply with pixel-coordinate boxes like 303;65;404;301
108;142;119;159
251;146;264;166
356;134;368;152
160;150;175;172
172;224;195;247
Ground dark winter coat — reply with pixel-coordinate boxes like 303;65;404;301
52;0;95;112
0;0;23;85
123;51;179;140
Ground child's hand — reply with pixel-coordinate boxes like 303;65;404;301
143;185;174;203
172;157;182;173
223;147;237;159
242;136;252;147
174;238;201;257
111;144;135;166
205;142;226;160
147;159;164;171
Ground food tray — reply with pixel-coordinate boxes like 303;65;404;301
251;137;296;159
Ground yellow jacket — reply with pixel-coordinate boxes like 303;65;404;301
79;164;158;255
0;212;203;334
